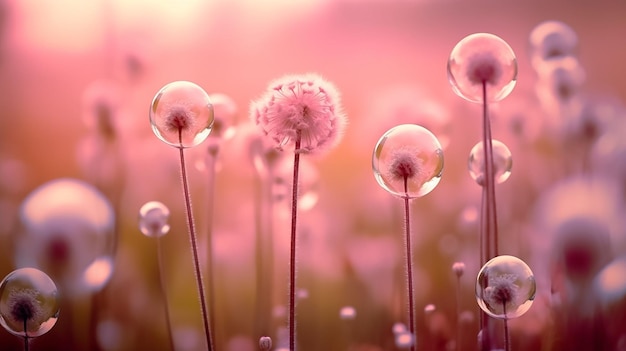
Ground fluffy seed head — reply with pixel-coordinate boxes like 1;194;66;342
250;73;347;154
164;104;195;134
484;273;520;314
3;288;46;333
387;148;426;183
466;51;503;85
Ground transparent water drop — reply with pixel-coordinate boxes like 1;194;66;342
475;255;536;319
0;267;60;338
259;336;273;351
372;124;444;199
468;139;512;185
16;178;115;297
138;201;171;238
149;81;214;148
448;33;517;103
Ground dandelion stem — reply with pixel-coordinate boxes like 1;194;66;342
178;130;214;351
503;304;510;351
289;131;302;351
481;80;499;259
156;236;177;351
480;80;500;351
403;176;416;351
23;318;29;351
455;275;461;351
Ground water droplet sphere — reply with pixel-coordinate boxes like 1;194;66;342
373;124;444;199
448;33;517;103
150;81;214;148
16;178;115;297
139;201;171;237
0;268;60;338
468;139;512;185
475;255;536;319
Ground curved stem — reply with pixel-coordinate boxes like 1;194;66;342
289;131;302;351
178;130;214;351
156;236;177;351
403;176;416;351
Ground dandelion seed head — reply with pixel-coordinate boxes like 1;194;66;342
476;255;536;319
250;73;347;154
164;104;195;133
0;268;60;337
388;148;425;181
485;273;519;306
466;51;503;86
6;288;43;326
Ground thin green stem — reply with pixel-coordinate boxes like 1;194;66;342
403;176;416;351
178;130;214;351
289;131;302;351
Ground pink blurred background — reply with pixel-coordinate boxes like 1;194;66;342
1;0;626;350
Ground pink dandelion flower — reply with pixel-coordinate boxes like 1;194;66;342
250;73;347;153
